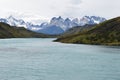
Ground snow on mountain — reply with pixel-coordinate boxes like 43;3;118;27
79;16;106;25
49;16;65;30
37;16;106;35
0;15;42;30
0;15;106;35
7;16;27;28
40;16;106;32
72;18;80;24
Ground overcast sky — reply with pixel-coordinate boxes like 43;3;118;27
0;0;119;21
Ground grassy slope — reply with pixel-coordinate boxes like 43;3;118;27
0;22;53;38
55;17;120;46
60;24;96;37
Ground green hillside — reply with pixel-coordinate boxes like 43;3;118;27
60;24;96;37
0;22;52;38
55;17;120;46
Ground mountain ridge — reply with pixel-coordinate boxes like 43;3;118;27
0;15;106;35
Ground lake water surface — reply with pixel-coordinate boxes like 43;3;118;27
0;38;120;80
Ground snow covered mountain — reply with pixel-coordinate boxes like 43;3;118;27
38;16;106;34
79;16;106;26
0;15;106;35
7;16;27;28
0;16;26;28
0;16;41;30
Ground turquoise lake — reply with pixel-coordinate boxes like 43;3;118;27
0;38;120;80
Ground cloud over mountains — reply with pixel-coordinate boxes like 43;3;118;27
0;0;119;19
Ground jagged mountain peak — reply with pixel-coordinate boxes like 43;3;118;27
65;18;71;22
58;16;62;19
7;15;15;19
72;18;80;24
7;15;25;22
51;16;63;20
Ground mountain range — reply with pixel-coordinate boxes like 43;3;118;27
54;17;120;46
0;15;106;35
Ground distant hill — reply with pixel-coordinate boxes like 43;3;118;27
0;22;52;38
54;17;120;46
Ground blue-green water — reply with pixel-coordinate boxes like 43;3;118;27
0;38;120;80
